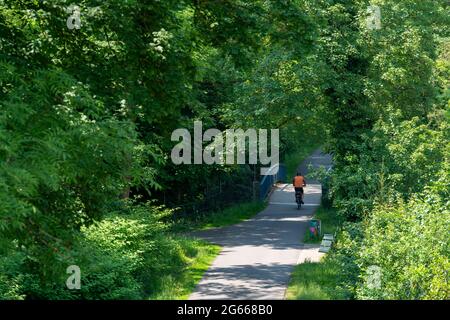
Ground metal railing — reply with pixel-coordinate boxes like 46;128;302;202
259;163;286;200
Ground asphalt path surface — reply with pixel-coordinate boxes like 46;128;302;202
189;149;332;300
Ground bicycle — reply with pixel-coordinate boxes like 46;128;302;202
295;190;303;210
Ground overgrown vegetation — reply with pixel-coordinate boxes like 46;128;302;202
0;201;220;299
0;0;327;299
317;0;450;300
0;0;448;300
291;0;448;301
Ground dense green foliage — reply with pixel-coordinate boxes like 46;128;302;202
0;201;220;299
0;0;448;300
0;0;326;299
320;0;450;299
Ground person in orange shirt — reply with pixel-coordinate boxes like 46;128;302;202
293;172;306;204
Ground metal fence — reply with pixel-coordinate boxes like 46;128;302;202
168;167;255;219
259;163;286;200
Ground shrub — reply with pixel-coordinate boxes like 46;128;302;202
356;173;450;300
0;201;198;300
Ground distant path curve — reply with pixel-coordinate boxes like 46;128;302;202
189;149;332;300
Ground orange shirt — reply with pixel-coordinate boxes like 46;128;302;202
293;176;305;188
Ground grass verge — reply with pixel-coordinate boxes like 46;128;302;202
286;205;348;300
303;206;341;243
174;201;266;232
284;133;346;300
286;258;347;300
148;237;221;300
161;201;266;299
198;201;266;230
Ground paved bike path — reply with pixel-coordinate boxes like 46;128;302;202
189;149;332;300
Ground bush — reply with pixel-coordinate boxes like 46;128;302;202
0;253;25;300
0;65;142;277
326;109;449;299
0;201;210;300
356;174;450;300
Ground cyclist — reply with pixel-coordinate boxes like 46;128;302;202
293;172;306;204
